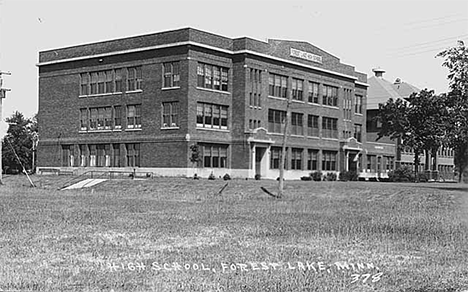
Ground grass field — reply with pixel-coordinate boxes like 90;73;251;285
0;174;467;292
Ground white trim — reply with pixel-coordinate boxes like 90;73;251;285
196;87;231;95
125;89;143;94
322;105;339;110
38;41;362;82
161;126;180;130
355;81;369;87
161;86;181;91
196;127;230;133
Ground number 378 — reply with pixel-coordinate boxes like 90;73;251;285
351;272;383;283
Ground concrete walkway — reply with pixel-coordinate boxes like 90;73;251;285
62;178;107;190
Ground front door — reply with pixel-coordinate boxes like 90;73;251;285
255;147;265;176
348;152;358;172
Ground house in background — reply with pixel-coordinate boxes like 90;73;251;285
365;68;455;180
36;27;368;179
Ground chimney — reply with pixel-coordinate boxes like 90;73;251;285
372;68;385;78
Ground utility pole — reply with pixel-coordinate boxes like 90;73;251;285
0;70;12;185
278;90;293;198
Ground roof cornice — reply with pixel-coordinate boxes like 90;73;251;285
37;41;363;82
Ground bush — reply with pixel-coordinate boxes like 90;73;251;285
254;174;261;180
300;176;312;181
324;172;337;181
208;173;216;180
193;173;200;180
339;170;358;181
388;166;415;182
417;172;429;182
310;171;322;181
223;173;231;180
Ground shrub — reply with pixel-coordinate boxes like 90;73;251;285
193;173;200;180
388;166;415;182
324;172;337;181
223;173;231;180
254;174;261;180
339;170;358;181
300;176;312;181
310;171;322;181
208;173;216;180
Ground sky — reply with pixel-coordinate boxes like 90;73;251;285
0;0;467;125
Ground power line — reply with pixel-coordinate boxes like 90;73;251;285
389;34;468;52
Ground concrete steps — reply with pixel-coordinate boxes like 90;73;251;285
62;178;107;190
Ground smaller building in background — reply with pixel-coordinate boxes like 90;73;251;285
365;68;455;180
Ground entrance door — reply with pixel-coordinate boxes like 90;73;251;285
255;147;265;176
348;153;357;172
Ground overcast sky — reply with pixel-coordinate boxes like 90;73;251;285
0;0;467;124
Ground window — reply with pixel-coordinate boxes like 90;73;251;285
196;103;228;129
80;108;88;131
322;117;338;139
162;102;179;128
385;156;394;170
307;150;319;170
62;145;74;167
268;109;286;133
322;85;338;107
96;144;110;167
367;155;376;171
97;107;111;130
292;78;303;101
127;104;142;129
354;124;362;142
105;70;113;93
308;82;319;104
89;108;98;130
127;66;142;91
163;62;180;88
98;71;105;94
307;115;319;137
113;144;121;167
270;147;282;169
269;73;287;98
291;148;303;170
197;63;229;92
79;145;87;166
113;106;122;129
322;151;337;171
291;112;303;136
80;73;89;96
90;72;98;95
115;69;123;92
80;69;124;96
89;144;96;167
126;143;140;167
355;95;363;114
201;144;228;168
343;89;353;120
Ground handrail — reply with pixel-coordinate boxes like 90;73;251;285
58;169;154;190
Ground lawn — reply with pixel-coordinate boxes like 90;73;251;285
0;174;467;291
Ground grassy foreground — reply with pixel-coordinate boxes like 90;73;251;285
0;175;467;292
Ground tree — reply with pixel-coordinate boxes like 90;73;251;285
377;89;447;180
1;111;37;174
437;41;468;183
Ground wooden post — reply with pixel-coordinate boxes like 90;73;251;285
0;71;11;185
278;93;292;198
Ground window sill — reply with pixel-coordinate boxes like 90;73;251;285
268;95;287;101
79;92;116;98
79;129;117;133
161;127;180;130
126;89;143;94
306;135;320;139
125;128;142;131
162;87;180;91
196;127;229;133
354;113;364;116
322;138;339;141
322;105;339;109
290;134;304;138
292;100;305;104
196;87;230;95
307;102;321;106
